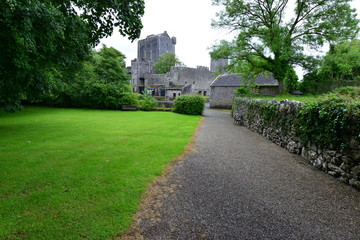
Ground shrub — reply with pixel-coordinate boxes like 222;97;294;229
235;86;252;95
173;95;205;115
284;67;298;93
330;86;360;99
39;80;138;109
138;89;157;111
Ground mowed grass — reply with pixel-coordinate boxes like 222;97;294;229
0;107;201;240
249;94;320;103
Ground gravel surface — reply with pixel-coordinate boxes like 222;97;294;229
131;108;360;240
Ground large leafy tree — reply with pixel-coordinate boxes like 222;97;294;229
301;40;360;93
0;0;144;111
320;40;360;86
153;52;185;74
211;0;359;91
92;45;130;83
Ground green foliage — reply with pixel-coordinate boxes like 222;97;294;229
300;41;360;94
92;45;130;83
299;71;325;94
235;87;252;95
211;0;359;89
330;86;360;99
153;52;184;74
319;40;360;88
249;94;319;103
173;95;205;115
38;46;137;109
138;89;158;111
0;0;144;111
234;90;359;151
0;107;201;239
297;97;359;151
284;67;299;93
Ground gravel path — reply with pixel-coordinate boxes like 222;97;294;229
128;108;360;240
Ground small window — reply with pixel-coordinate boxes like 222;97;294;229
198;91;202;95
178;93;181;96
203;91;207;96
193;81;195;84
173;93;176;99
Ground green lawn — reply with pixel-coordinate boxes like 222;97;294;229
0;107;201;240
249;94;320;103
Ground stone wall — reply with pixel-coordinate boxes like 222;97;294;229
232;98;360;190
210;86;238;109
145;73;169;87
169;66;214;96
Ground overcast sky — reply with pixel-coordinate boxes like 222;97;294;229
99;0;360;74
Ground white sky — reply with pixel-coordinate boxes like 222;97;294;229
99;0;360;76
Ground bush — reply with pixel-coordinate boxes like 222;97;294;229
173;95;205;115
284;67;298;93
138;89;157;111
235;86;252;95
39;80;138;109
330;86;360;99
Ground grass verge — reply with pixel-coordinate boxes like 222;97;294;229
0;107;201;240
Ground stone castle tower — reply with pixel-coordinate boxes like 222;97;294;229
131;31;176;93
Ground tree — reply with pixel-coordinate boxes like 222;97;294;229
38;46;137;109
319;40;360;88
92;45;130;83
0;0;144;111
300;40;360;93
211;0;359;92
284;67;298;93
153;52;185;74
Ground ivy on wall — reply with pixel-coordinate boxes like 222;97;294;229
233;93;359;152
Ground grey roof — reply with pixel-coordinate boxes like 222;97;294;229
210;73;278;87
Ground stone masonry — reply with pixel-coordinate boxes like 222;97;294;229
130;31;225;98
232;98;360;190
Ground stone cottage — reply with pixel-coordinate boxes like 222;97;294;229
210;73;279;109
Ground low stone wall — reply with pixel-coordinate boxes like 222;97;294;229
232;98;360;190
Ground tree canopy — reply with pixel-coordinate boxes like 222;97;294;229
320;40;360;85
300;40;360;93
92;45;130;83
210;0;359;91
153;52;185;74
0;0;144;111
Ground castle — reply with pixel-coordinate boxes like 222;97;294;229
130;31;227;99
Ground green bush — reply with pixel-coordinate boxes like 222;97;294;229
284;67;298;93
235;86;252;95
39;80;138;109
329;86;360;99
137;89;157;111
173;95;205;115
